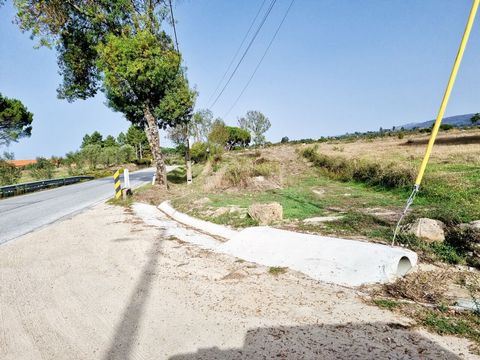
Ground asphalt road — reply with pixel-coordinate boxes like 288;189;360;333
0;167;166;245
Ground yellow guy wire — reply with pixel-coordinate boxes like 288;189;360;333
392;0;479;245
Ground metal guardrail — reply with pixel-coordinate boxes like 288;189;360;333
0;176;95;198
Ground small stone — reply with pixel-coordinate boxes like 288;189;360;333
407;218;445;243
312;189;325;196
248;202;283;225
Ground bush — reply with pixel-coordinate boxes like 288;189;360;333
133;158;152;166
0;160;21;185
281;136;289;143
440;124;454;131
223;158;278;187
81;144;102;169
190;142;209;163
30;157;55;180
302;146;415;189
100;146;118;167
117;144;135;164
446;226;480;267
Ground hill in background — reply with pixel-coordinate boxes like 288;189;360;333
399;113;475;130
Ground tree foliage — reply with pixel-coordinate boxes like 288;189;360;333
226;126;250;149
191;109;213;143
81;131;103;148
0;92;33;146
238;110;271;146
13;0;191;186
208;119;229;147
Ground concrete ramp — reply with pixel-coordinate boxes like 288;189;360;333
220;227;417;287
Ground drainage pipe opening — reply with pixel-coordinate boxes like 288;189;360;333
396;256;412;276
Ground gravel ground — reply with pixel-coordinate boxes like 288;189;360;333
0;203;478;359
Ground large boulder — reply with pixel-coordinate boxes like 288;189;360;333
248;202;283;225
407;218;445;243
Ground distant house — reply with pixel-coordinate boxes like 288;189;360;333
7;160;37;168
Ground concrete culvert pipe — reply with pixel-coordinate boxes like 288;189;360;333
219;227;418;287
396;256;413;277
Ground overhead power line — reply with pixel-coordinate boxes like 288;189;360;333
206;0;268;105
210;0;278;109
223;0;295;119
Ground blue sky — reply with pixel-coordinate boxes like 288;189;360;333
1;0;480;159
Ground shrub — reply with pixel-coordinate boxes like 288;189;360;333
446;226;480;267
0;160;21;185
133;158;152;166
30;157;55;180
117;144;135;163
302;147;415;189
100;146;118;167
81;144;102;169
190;142;209;163
281;136;289;143
223;158;279;187
440;124;454;131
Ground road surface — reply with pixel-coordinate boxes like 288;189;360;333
0;167;165;244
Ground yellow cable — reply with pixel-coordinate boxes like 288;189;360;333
415;0;479;186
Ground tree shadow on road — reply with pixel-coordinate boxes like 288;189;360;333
102;236;163;360
169;322;462;360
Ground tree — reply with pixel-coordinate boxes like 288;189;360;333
238;111;271;146
208;119;229;147
191;109;213;143
162;76;197;183
281;136;289;143
81;144;102;170
81;131;103;148
0;92;33;146
471;113;480;124
103;135;118;148
125;125;150;159
226;126;250;149
15;1;188;187
100;146;117;167
117;144;135;164
117;132;126;146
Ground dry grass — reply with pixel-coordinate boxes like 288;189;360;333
381;270;453;304
302;128;480;166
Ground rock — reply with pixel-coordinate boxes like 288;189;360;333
469;220;480;230
248;202;283;225
312;189;325;196
303;216;343;224
194;197;211;206
407;218;445;243
213;207;230;217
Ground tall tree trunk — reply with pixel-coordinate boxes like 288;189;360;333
143;104;167;187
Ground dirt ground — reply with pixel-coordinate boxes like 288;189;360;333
0;203;478;359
